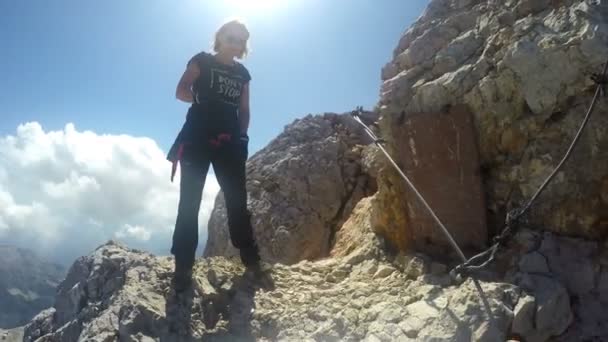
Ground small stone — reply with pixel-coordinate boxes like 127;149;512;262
419;274;452;287
330;268;350;281
429;262;448;275
515;0;551;16
356;259;379;277
473;320;505;342
405;300;440;323
404;256;429;280
325;273;338;283
193;276;217;296
518;251;549;274
519;274;573;341
511;294;535;336
514;229;540;252
131;334;158;342
413;284;442;299
342;308;359;324
344;250;368;266
373;265;396;279
377;303;404;323
393;252;413;272
399;316;424;338
364;334;383;342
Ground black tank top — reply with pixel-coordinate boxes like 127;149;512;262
166;52;251;165
187;52;251;138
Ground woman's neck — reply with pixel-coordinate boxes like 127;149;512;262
214;52;235;66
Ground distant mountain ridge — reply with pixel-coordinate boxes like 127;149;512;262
0;245;65;328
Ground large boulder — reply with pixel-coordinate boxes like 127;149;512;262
376;0;608;256
204;112;379;265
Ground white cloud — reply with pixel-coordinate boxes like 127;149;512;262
0;122;220;265
115;224;152;242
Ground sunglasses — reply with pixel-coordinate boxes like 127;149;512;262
225;35;247;46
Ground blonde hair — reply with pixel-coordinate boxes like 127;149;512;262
213;19;250;59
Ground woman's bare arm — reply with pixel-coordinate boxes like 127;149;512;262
239;82;250;135
175;63;200;103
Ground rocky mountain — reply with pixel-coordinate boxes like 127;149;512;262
20;0;608;341
0;245;64;329
375;0;608;255
0;327;24;342
21;214;608;341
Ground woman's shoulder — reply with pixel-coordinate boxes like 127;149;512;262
187;51;213;67
196;51;214;59
235;61;251;81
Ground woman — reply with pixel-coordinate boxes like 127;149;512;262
167;19;260;291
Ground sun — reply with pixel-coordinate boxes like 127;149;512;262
223;0;284;15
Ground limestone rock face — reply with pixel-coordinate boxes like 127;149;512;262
376;0;608;255
204;112;379;265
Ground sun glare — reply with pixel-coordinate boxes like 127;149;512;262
223;0;284;15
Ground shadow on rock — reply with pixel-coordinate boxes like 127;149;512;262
163;283;197;341
221;267;276;341
171;263;277;342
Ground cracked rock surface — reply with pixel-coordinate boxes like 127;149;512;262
23;239;524;342
376;0;608;253
22;228;608;341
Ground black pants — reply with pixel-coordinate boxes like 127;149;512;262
170;141;254;268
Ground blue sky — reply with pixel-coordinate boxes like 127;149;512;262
0;0;428;153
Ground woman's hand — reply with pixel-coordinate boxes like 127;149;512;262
176;63;200;103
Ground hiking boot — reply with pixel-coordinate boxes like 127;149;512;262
172;260;193;292
240;244;261;268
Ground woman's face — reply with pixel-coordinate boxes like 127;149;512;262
218;28;248;58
